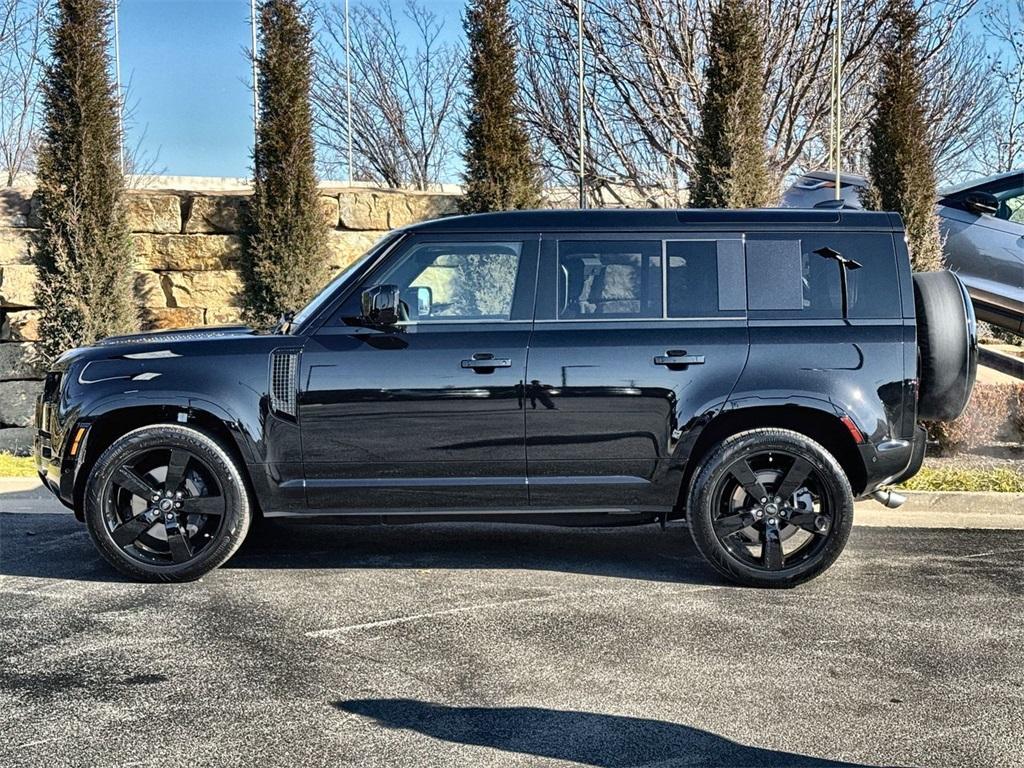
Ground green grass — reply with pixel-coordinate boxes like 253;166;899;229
0;453;37;478
897;466;1024;493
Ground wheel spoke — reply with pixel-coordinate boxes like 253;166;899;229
762;523;784;569
788;511;830;536
729;459;769;504
163;449;191;493
181;495;225;517
166;524;194;563
111;510;160;547
776;457;813;501
714;510;755;536
112;467;159;502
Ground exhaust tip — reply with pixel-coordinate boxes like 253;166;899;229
870;489;907;509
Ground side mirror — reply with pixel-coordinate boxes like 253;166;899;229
963;190;999;216
361;284;401;326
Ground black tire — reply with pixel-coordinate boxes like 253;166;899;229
914;270;978;421
84;424;251;582
687;429;854;588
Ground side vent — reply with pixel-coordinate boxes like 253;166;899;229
270;350;299;418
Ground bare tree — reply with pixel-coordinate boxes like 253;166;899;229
313;0;462;190
0;0;46;187
518;0;989;205
971;0;1024;174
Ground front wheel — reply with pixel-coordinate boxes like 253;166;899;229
687;429;854;588
84;424;252;582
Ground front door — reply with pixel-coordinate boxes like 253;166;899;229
525;234;750;513
299;235;538;512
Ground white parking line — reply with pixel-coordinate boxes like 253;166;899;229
306;590;606;637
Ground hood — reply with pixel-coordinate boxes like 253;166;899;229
94;324;257;347
50;324;267;373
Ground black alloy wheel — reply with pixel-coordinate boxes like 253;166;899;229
103;447;226;565
687;428;854;588
84;425;251;581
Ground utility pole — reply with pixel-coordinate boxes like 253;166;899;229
577;0;586;209
345;0;353;185
113;0;124;173
251;0;260;150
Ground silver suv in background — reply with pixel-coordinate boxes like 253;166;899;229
782;170;1024;335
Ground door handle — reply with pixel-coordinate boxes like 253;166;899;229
461;354;512;371
654;351;705;368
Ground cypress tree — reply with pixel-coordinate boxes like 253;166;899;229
34;0;137;362
461;0;541;213
243;0;328;328
863;0;943;271
689;0;775;208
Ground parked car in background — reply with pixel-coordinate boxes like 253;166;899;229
782;170;1024;335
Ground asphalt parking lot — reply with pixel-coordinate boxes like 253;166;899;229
1;501;1023;767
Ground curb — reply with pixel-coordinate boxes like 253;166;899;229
864;491;1024;515
854;491;1024;529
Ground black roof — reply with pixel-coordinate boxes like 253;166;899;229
407;208;901;233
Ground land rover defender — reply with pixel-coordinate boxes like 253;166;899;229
34;209;977;587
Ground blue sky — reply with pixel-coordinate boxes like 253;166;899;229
119;0;465;178
118;1;1001;179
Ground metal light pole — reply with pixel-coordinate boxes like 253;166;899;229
250;0;260;148
113;0;124;173
345;0;353;185
833;0;843;200
577;0;586;209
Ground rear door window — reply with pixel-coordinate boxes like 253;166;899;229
666;239;746;317
746;232;901;319
558;240;662;319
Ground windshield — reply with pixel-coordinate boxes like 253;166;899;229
290;232;400;331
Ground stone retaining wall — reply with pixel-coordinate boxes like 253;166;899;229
0;185;458;454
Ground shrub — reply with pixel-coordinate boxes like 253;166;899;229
862;0;943;272
242;0;329;329
460;0;542;213
689;0;775;208
34;0;137;362
1013;385;1024;440
926;382;1023;455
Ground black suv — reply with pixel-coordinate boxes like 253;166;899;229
34;209;977;587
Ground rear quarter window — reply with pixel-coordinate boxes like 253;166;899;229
745;232;901;319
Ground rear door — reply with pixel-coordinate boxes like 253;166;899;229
524;233;750;513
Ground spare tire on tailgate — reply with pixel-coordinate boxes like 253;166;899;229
913;270;978;421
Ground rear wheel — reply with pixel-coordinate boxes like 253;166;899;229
687;429;853;588
84;424;251;582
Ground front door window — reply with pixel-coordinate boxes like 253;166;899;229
375;242;523;321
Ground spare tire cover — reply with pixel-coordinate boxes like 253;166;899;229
913;270;978;421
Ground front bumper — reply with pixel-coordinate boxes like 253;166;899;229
34;431;78;512
34;383;84;513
